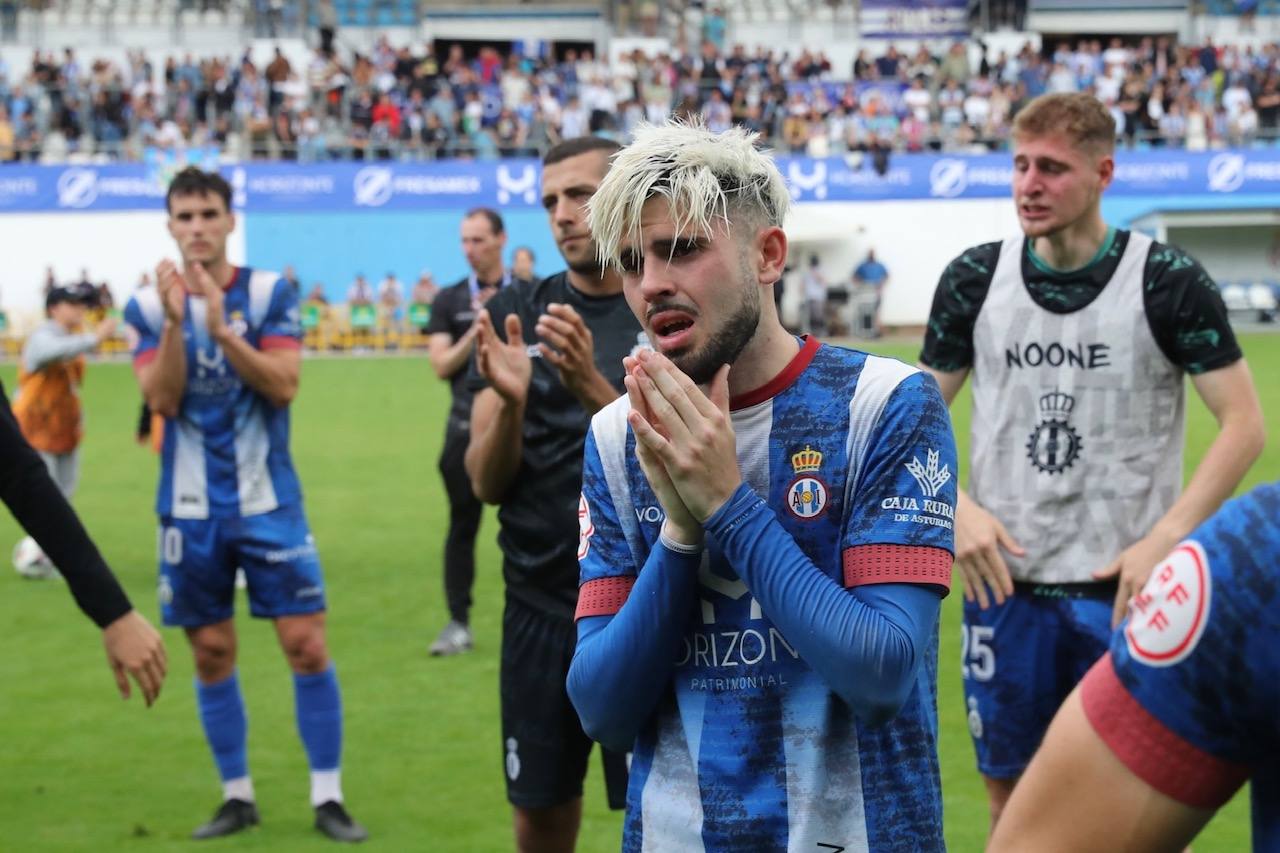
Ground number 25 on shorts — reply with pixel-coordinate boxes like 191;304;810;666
961;625;996;681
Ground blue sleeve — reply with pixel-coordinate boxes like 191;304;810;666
261;277;302;345
846;370;957;554
123;296;158;361
707;484;941;723
1100;488;1280;769
576;426;636;587
569;423;702;751
567;538;702;753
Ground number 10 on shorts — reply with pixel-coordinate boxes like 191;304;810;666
961;625;995;681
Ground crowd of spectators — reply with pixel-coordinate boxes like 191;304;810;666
0;31;1279;164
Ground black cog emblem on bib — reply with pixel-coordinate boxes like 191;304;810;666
1026;419;1083;474
1027;389;1082;474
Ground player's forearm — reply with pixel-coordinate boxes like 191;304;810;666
140;324;187;416
429;330;475;379
0;384;132;627
567;540;702;752
1151;412;1265;545
215;332;299;407
465;398;525;504
570;369;622;416
23;331;97;373
706;484;941;722
955;485;982;516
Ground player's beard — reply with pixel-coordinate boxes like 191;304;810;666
563;238;602;276
670;256;761;385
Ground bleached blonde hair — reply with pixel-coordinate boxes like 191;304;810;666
587;120;791;269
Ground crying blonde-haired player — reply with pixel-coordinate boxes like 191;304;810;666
565;119;959;851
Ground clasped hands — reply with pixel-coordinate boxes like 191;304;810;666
155;259;231;341
624;349;741;547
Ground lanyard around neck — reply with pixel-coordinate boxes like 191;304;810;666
469;269;511;304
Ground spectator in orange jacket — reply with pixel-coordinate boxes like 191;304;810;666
13;284;116;500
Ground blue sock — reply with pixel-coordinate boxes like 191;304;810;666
293;665;342;772
196;671;248;783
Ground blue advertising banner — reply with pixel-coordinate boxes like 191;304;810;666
2;149;1280;212
233;160;544;211
0;159;544;213
859;0;970;39
775;148;1280;203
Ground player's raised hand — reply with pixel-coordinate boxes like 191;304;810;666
629;350;740;524
102;609;167;707
155;260;186;324
1093;530;1180;628
953;492;1021;609
187;262;227;339
94;315;119;343
536;303;601;386
624;355;699;545
475;309;532;405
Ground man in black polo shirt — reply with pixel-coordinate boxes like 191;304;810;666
425;207;524;656
466;137;641;852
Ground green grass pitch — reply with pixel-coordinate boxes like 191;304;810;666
1;333;1276;851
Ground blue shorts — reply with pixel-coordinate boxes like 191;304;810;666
157;505;326;628
960;584;1114;779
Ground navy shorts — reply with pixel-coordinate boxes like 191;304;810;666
157;504;326;628
961;583;1114;779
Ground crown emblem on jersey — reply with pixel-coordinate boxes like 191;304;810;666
791;445;823;473
1038;389;1076;422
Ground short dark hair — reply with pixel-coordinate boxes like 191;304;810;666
464;207;504;236
166;166;232;213
543;136;622;168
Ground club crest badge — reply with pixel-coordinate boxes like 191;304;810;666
1027;389;1083;474
786;445;828;520
967;696;984;739
228;310;249;338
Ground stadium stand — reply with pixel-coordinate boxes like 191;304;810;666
2;0;1280;164
2;0;1280;350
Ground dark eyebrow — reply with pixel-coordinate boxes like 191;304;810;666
1016;153;1071;169
618;247;640;270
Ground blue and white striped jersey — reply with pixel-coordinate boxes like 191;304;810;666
577;337;957;852
125;267;304;520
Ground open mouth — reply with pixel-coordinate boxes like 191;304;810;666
649;309;697;351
